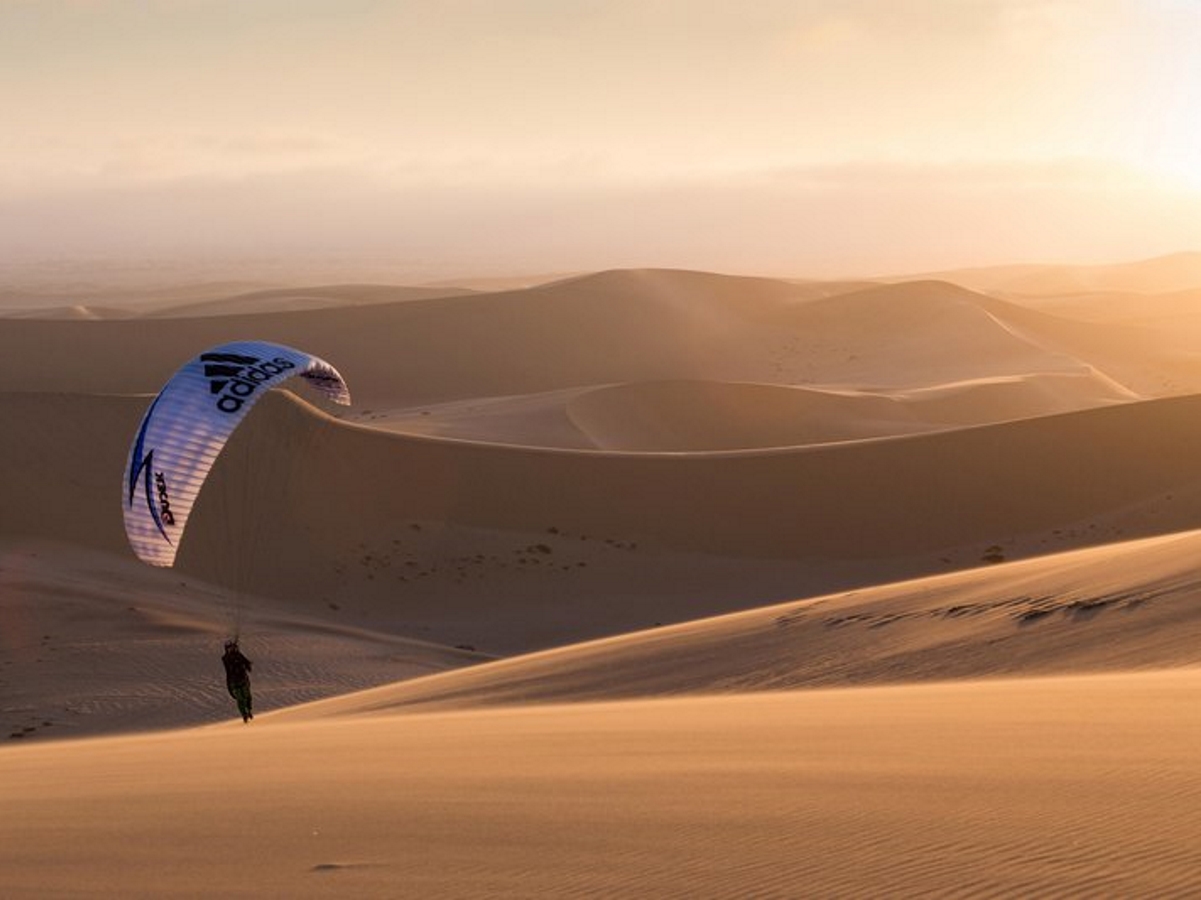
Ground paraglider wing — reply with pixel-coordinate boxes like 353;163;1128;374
122;340;351;567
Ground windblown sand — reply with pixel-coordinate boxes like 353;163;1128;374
4;261;1201;896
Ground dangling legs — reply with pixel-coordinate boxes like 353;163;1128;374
228;682;254;722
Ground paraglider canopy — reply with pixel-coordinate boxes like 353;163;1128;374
122;340;351;567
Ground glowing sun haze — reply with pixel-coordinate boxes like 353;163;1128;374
2;0;1200;279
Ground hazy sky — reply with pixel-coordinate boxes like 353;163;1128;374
3;0;1201;279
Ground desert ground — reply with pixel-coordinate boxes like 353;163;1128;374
4;254;1201;896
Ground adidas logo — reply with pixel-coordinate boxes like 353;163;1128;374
201;351;296;414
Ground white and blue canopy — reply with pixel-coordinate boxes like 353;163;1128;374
123;340;351;567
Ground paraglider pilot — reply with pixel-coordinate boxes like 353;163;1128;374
222;639;254;722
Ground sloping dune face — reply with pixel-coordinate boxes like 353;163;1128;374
277;529;1201;716
5;674;1201;898
9;385;1201;661
766;280;1074;387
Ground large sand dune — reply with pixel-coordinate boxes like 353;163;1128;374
4;673;1201;898
273;529;1201;718
7;262;1201;896
7;387;1201;659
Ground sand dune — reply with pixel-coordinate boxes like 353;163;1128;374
768;280;1074;389
764;278;1201;396
374;379;944;451
273;529;1201;717
364;370;1134;450
1;304;142;320
895;370;1135;422
564;379;938;449
7;385;1201;661
1;268;1191;416
0;284;472;319
140;283;473;318
9;263;1201;896
0;279;281;316
8;380;1201;740
183;388;1201;578
4;672;1201;897
0;539;487;741
1013;287;1201;343
357;385;602;448
418;272;580;292
5;266;1201;743
902;250;1201;296
0;269;809;405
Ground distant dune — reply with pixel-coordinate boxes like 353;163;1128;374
0;282;471;320
1;304;140;320
0;279;280;315
140;283;474;318
770;278;1201;395
1010;287;1201;345
0;268;1195;410
899;250;1201;296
